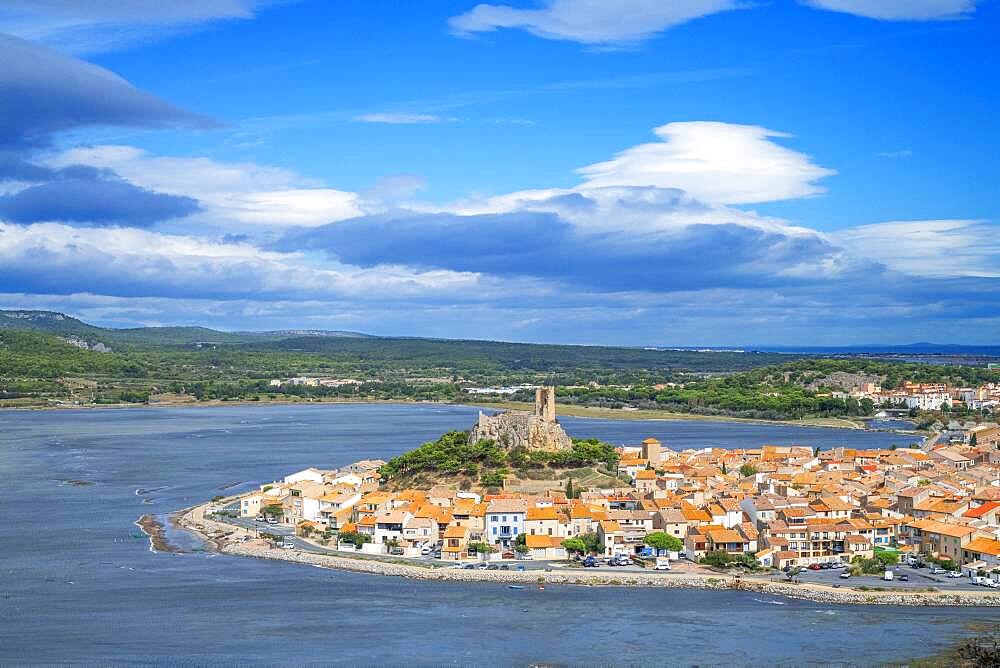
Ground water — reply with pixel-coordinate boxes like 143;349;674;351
0;404;985;666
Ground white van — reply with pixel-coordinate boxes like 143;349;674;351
654;557;671;571
883;570;894;581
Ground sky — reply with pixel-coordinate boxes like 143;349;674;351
0;0;997;346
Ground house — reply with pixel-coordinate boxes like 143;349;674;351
597;520;627;556
485;498;527;548
608;509;654;553
441;525;469;561
525;534;567;560
402;516;438;548
907;519;978;562
654;508;688;541
374;509;412;546
317;490;361;528
962;536;1000;569
239;491;264;518
525;506;564;538
703;526;750;555
283;467;325;485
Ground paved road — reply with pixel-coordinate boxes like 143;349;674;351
214;516;990;591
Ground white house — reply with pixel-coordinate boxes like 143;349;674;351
485;498;527;548
284;468;325;485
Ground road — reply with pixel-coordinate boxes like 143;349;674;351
215;516;991;591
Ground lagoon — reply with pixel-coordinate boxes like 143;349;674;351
0;404;977;666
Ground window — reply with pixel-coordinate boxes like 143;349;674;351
492;527;497;535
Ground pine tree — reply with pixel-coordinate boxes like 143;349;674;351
565;478;575;500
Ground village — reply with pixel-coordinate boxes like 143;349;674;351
211;388;1000;592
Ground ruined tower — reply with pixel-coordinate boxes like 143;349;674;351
469;385;570;451
534;386;556;423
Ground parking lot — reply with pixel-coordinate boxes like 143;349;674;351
789;562;981;591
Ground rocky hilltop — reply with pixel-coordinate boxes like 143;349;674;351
469;386;572;451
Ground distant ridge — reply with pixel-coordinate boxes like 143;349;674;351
0;309;371;348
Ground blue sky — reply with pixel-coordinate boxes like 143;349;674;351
0;0;997;345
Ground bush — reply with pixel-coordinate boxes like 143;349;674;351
700;550;733;567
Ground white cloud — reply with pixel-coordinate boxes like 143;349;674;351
49;145;363;227
0;222;487;300
449;0;742;45
574;121;836;205
875;150;913;158
802;0;976;20
353;113;451;124
835;219;1000;277
0;1;278;54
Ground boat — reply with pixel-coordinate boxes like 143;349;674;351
507;584;525;590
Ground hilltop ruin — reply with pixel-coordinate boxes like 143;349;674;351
468;386;573;452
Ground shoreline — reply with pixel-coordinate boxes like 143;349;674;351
174;503;1000;607
135;514;183;554
1;397;927;437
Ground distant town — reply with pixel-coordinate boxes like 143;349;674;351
212;387;1000;586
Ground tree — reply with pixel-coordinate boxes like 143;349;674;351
261;504;283;518
739;463;758;478
565;478;575;500
467;541;497;555
972;433;979;446
514;533;527;553
338;531;371;549
874;549;899;567
644;531;683;553
580;532;602;554
561;537;587;555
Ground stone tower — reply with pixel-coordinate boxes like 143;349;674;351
534;386;556;423
469;385;570;452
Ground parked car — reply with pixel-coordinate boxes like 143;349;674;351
989;580;1000;589
486;564;500;570
947;571;963;578
266;517;278;524
420;546;432;556
282;541;295;550
898;574;909;582
929;567;947;575
255;515;266;522
582;556;599;568
654;557;671;571
839;572;851;579
461;563;477;570
389;547;404;556
808;564;822;571
519;553;534;560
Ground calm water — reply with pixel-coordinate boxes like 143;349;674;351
0;404;985;666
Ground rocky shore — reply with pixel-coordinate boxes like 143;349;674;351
174;503;1000;607
135;514;183;553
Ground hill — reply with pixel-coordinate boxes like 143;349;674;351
0;310;368;348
